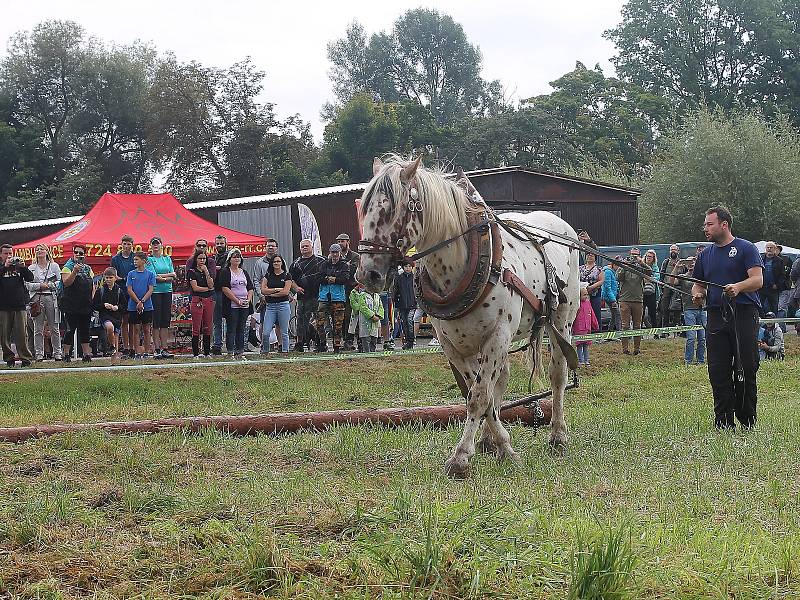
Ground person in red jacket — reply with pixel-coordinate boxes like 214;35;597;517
573;283;599;366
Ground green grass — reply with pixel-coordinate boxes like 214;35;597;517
1;338;799;598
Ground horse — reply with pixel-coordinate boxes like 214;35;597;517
356;156;581;478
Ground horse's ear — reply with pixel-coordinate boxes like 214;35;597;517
400;156;422;184
372;157;383;177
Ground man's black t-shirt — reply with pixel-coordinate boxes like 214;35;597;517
264;271;292;303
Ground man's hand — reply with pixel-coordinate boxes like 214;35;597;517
327;276;336;283
296;286;305;295
692;291;705;307
136;300;144;314
723;283;740;298
371;315;380;323
758;341;768;349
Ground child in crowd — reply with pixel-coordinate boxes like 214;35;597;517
573;282;599;366
348;282;384;352
126;251;155;359
94;267;124;359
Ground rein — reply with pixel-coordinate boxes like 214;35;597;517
358;217;492;264
499;220;723;296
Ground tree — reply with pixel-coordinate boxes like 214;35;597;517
327;10;504;126
605;0;783;113
322;93;400;182
640;107;800;246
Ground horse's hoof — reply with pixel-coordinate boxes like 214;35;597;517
548;438;568;457
444;457;470;479
477;436;498;455
497;449;522;466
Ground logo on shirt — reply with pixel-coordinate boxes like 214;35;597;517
728;247;737;258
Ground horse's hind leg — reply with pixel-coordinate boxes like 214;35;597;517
548;325;570;454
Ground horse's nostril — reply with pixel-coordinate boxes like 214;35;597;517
368;270;381;282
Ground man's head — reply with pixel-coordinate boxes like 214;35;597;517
776;244;784;255
765;241;777;257
73;244;86;263
629;247;641;260
336;233;350;252
215;235;227;253
329;243;342;261
704;206;734;243
402;261;413;273
121;235;134;254
103;267;117;287
669;244;680;258
299;239;313;257
577;229;590;242
765;311;776;327
696;245;705;256
1;243;12;263
265;238;278;258
133;251;148;268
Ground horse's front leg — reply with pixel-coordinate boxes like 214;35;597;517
443;353;483;479
482;357;521;465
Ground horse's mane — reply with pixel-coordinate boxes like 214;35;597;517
360;155;485;250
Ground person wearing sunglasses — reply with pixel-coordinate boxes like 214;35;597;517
60;244;96;362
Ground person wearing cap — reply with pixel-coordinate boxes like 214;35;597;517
336;233;361;351
146;237;176;359
758;312;784;360
314;243;350;353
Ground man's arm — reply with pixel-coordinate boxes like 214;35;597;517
723;266;763;298
62;266;79;287
691;282;707;307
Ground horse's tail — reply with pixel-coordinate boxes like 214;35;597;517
526;323;546;379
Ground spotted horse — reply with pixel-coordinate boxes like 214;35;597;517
356;156;581;478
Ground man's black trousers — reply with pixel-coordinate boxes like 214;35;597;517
706;304;760;429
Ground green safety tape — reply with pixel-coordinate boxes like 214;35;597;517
4;319;797;376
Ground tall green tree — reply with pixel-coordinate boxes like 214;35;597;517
605;0;783;113
640;107;800;245
328;10;504;126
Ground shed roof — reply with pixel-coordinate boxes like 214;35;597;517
0;166;641;232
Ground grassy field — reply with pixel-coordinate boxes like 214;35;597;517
1;337;799;599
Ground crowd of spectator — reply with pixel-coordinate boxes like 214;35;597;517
575;231;796;365
2;229;796;368
0;231;442;367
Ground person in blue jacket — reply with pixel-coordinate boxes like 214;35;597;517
315;243;350;353
601;258;621;331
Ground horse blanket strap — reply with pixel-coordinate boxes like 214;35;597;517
501;269;543;316
416;214;503;320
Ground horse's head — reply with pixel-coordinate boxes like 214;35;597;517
356;156;423;292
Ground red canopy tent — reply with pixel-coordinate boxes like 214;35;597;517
14;193;266;267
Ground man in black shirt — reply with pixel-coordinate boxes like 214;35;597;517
289;239;325;352
336;233;360;350
0;244;34;367
210;234;228;354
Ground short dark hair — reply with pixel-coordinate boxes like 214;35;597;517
103;267;117;277
706;206;733;229
0;243;12;251
134;251;148;261
266;238;278;246
215;234;227;241
121;235;134;243
72;244;86;252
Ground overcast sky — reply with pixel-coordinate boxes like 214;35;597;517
0;0;626;142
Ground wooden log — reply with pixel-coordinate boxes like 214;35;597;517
0;400;552;444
